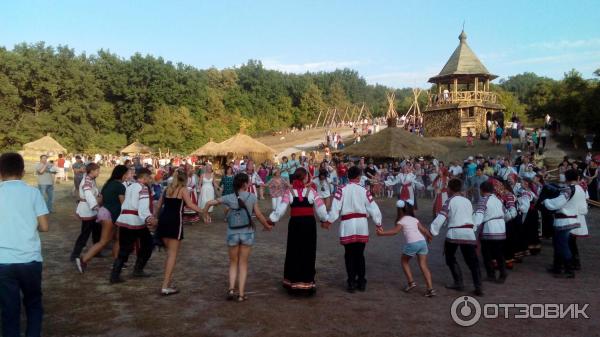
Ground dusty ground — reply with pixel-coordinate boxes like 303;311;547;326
11;136;600;337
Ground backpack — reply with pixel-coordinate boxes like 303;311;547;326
226;192;254;230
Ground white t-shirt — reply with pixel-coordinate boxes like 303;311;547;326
449;165;463;177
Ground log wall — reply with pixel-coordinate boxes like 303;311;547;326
423;109;461;137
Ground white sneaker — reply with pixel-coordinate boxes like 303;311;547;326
75;257;86;274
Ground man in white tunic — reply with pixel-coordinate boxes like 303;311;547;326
544;169;586;278
430;178;483;296
473;181;507;283
324;166;382;293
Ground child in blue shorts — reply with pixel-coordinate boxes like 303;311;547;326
377;200;436;297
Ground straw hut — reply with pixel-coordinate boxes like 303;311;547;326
341;127;448;160
213;133;275;163
22;134;67;160
190;140;219;157
120;141;154;155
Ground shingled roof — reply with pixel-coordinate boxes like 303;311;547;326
428;30;497;83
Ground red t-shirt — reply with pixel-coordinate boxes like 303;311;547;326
337;164;348;177
57;158;65;168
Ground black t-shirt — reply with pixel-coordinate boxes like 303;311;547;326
365;166;377;178
102;180;126;220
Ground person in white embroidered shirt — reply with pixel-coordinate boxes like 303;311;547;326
544;169;586;278
430;178;483;296
270;168;328;295
70;163;102;261
110;168;157;284
473;181;507;283
384;165;424;209
323;166;382;293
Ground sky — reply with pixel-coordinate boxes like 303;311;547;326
1;0;599;88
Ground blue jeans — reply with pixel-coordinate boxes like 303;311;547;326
38;184;54;213
0;262;43;337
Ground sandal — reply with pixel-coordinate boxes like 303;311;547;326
424;288;437;297
161;287;180;296
237;295;248;302
226;289;237;301
403;281;417;292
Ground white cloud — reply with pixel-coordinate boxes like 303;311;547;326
507;50;600;65
366;67;439;88
262;59;361;73
529;38;600;50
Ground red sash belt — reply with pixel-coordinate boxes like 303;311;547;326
341;213;367;221
555;214;576;219
290;207;314;217
122;209;139;216
450;224;474;229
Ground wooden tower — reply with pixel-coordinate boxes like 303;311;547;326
423;30;505;137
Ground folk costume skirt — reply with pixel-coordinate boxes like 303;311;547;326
283;215;317;292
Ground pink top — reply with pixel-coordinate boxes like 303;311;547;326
258;168;268;182
398;216;425;244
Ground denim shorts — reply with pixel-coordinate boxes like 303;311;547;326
227;232;255;247
403;240;428;256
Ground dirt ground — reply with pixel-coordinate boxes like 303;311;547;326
11;137;600;337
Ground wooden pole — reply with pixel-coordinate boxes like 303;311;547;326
453;78;458;97
341;106;349;123
321;109;331;128
348;105;357;123
355;104;364;124
329;107;338;128
315;110;322;128
588;199;600;208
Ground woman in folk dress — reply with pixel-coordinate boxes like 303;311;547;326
245;161;264;198
182;165;200;223
270;168;328;295
198;164;217;213
431;168;449;218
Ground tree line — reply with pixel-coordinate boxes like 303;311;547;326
0;42;422;153
1;42;596;153
498;70;600;133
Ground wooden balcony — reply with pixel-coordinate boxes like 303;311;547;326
428;90;499;107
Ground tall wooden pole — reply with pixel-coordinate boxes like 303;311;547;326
315;110;322;128
329;108;338;127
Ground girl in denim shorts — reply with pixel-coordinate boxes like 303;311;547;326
377;200;436;297
203;173;273;302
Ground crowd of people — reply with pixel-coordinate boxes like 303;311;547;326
0;120;594;337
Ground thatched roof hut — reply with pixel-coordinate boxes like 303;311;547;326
341;127;448;159
22;135;67;159
213;133;275;162
191;140;219;157
120;141;153;155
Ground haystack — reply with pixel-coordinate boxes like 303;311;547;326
191;140;219;157
22;135;67;159
213;133;275;163
120;141;153;155
341;127;448;159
